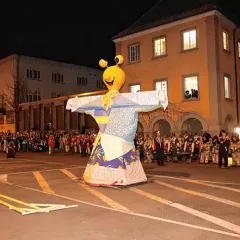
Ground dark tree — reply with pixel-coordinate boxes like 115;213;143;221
1;55;27;131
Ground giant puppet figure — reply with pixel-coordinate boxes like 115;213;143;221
66;55;168;186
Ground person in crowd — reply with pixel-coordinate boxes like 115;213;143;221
169;133;179;162
6;140;16;158
48;134;55;155
200;132;211;164
218;130;230;168
136;134;144;160
1;128;238;170
152;130;165;166
80;135;87;157
0;129;97;154
64;134;70;153
230;132;240;166
212;135;220;164
143;134;153;163
192;133;201;160
183;134;194;163
163;135;170;161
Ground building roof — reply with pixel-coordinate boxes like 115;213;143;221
0;54;102;72
112;0;238;40
20;89;108;107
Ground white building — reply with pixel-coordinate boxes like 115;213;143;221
0;54;104;101
0;54;104;132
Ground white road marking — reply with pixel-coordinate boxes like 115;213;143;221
199;180;240;186
0;181;240;239
0;161;30;164
148;174;240;192
147;174;240;186
2;166;85;176
188;180;240;193
13;159;66;165
60;169;131;212
0;158;73;166
130;188;240;235
155;180;240;208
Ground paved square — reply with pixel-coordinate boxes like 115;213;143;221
0;152;240;240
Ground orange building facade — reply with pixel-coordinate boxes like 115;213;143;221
4;6;240;136
113;8;240;136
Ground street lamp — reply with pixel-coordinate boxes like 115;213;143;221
233;127;240;136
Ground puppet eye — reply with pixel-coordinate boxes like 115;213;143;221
114;55;124;65
99;59;108;68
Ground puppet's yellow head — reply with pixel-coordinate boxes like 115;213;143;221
99;55;125;92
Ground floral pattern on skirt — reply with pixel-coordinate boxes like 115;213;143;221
88;139;138;169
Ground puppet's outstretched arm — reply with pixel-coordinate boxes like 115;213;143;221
115;90;168;112
138;89;168;112
66;95;102;113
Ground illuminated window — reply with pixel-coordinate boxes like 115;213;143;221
130;84;140;93
183;75;199;99
154;37;166;56
224;74;231;99
222;31;229;51
129;44;140;63
182;29;197;50
238;42;240;58
155;80;167;95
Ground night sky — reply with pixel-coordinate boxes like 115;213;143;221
1;0;240;68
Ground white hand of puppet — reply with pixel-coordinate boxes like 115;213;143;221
158;90;168;110
71;96;78;111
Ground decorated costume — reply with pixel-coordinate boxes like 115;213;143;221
64;135;70;153
152;132;165;166
183;135;194;163
6;141;16;158
76;135;81;153
163;136;170;160
66;55;168;186
80;136;87;157
71;135;77;153
218;131;230;168
192;134;201;160
59;135;64;151
211;136;219;164
170;134;179;162
230;134;240;167
136;134;144;159
48;135;55;155
143;136;152;163
200;133;211;164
